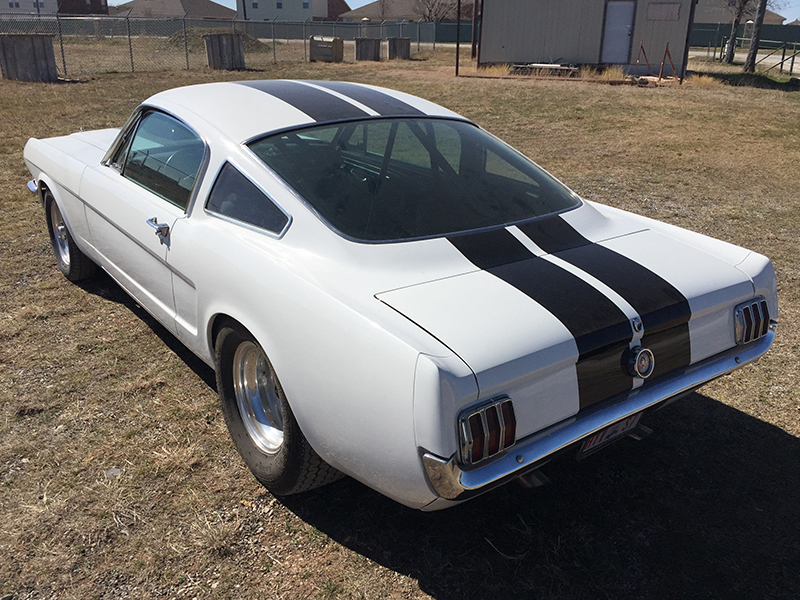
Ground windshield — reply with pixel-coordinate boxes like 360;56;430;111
248;118;580;242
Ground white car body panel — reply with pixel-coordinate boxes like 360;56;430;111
23;81;777;510
378;269;582;440
81;166;184;331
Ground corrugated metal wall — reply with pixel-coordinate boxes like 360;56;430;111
480;0;693;74
633;1;693;73
480;0;606;65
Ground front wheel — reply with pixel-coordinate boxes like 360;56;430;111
215;325;342;495
45;191;95;281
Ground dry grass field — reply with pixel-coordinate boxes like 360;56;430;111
1;54;799;599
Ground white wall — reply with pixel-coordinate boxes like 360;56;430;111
480;0;695;75
237;0;324;21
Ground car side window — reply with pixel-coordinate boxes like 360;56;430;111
206;162;289;235
121;111;205;210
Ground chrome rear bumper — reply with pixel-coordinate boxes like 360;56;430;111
422;327;776;502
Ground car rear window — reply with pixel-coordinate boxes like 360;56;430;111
248;118;580;242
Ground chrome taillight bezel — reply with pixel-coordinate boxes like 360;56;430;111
458;397;516;466
734;298;770;345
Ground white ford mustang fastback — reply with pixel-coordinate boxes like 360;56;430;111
24;81;777;510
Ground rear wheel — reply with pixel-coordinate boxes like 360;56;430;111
45;191;95;281
215;324;342;495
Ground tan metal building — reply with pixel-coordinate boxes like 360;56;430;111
478;0;697;76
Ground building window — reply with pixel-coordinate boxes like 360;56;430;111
252;0;257;7
276;0;282;8
303;0;309;7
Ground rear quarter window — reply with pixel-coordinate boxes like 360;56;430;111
206;162;290;235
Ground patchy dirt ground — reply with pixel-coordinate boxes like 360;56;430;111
1;55;799;599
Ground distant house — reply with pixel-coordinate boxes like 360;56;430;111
2;0;58;14
2;0;109;15
236;0;350;21
786;19;800;27
479;0;695;76
109;0;235;18
339;0;472;22
693;0;785;26
59;0;109;15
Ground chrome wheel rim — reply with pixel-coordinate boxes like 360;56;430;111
233;341;284;454
49;201;70;269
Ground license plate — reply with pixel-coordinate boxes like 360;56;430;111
578;412;643;458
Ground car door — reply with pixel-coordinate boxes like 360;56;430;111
81;110;206;332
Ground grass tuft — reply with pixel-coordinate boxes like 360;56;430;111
0;51;798;600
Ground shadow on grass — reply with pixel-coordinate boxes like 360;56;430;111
63;271;799;599
282;392;800;600
693;69;800;91
75;269;217;391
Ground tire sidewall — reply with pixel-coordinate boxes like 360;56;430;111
44;191;72;278
215;325;305;495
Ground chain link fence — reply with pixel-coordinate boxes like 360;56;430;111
0;14;446;77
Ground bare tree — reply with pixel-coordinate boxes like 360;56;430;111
717;0;784;63
378;0;388;20
721;0;757;63
415;0;456;22
744;0;768;72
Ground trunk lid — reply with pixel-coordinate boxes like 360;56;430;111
377;216;756;437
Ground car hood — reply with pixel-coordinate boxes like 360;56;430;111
376;205;758;433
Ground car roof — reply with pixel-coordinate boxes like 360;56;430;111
144;80;467;144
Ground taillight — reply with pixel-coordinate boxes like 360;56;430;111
734;299;770;345
459;398;516;466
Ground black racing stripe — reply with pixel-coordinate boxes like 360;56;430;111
520;215;693;374
641;324;691;380
237;80;369;122
518;215;589;254
448;228;531;270
559;243;691;333
576;342;633;408
304;81;426;116
449;229;633;409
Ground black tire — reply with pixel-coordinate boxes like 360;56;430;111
215;324;342;495
44;190;96;281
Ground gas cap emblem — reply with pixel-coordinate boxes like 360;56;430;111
628;346;655;379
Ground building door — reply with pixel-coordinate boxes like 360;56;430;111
601;1;635;64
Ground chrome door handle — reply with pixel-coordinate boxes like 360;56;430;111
146;217;169;244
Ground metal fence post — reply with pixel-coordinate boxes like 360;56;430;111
272;20;276;64
182;17;189;70
126;16;134;72
303;20;307;62
433;21;436;52
417;21;420;52
781;43;786;73
56;14;67;77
